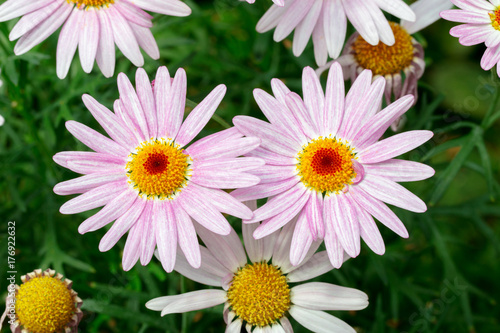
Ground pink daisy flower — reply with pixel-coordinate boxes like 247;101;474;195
317;0;453;130
0;0;191;79
53;66;263;272
147;202;368;333
441;0;500;77
255;0;416;66
232;63;435;268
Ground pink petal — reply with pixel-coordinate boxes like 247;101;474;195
118;72;149;140
122;219;142;271
140;201;156;265
56;7;83;79
96;9;115;78
244;182;307;223
358;130;433;164
135;68;157;138
65;120;129;157
108;6;144;67
324;193;360;258
79;8;99;73
233;116;300;157
99;198;146;251
82;94;135;149
13;1;71;55
155;201;178;273
78;190;137;234
357;174;427;213
364;159;435;182
191;184;253;220
290;208;314;266
349;185;409;238
253;190;310;239
59;180;127;214
131;0;192;17
302;66;325;133
172;203;201;268
324;62;345;136
178;186;232;235
54;172;125;195
176;84;227;146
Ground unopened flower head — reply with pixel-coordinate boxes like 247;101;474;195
147;205;368;333
53;66;263;272
441;0;500;77
255;0;416;66
232;63;435;269
0;0;191;79
1;269;82;333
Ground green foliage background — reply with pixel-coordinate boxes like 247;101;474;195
0;0;499;332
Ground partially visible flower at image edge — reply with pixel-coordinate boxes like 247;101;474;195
441;0;500;77
0;0;191;79
0;269;83;333
147;201;368;333
255;0;416;66
232;63;435;269
244;0;285;6
317;0;453;130
53;66;263;272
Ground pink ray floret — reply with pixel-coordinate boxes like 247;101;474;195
232;63;435;269
0;0;192;79
53;66;263;272
441;0;500;77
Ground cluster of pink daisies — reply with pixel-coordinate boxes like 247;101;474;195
1;0;493;332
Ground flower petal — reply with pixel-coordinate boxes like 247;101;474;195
288;305;357;333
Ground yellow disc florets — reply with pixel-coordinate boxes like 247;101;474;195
69;0;114;9
297;137;356;194
227;262;291;327
489;9;500;30
126;139;191;200
352;22;415;76
15;275;76;333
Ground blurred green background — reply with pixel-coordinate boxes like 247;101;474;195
1;0;499;332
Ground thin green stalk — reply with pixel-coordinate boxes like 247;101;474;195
481;78;500;129
180;276;187;333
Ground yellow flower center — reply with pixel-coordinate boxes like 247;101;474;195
227;262;291;327
69;0;114;9
126;139;191;200
296;137;356;194
352;22;414;76
15;276;76;333
489;9;500;30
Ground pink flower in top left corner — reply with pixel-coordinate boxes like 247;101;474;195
53;66;263;272
0;0;191;79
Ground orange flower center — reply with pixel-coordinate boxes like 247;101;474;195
126;139;191;200
489;9;500;30
297;137;356;194
352;22;414;76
